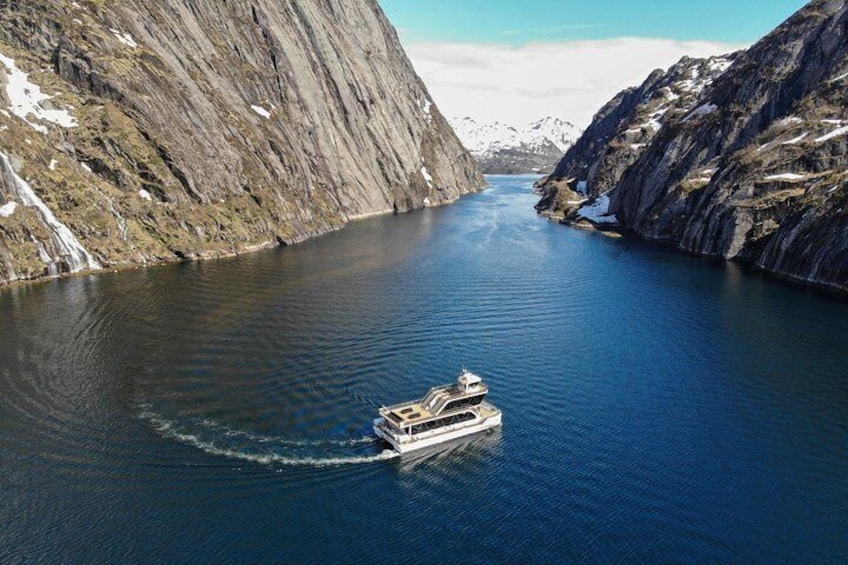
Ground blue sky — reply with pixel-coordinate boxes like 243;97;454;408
378;1;809;127
381;0;807;45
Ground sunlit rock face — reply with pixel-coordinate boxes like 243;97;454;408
537;0;848;293
0;0;483;284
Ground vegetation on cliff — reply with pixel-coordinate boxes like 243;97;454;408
0;0;483;285
537;0;848;293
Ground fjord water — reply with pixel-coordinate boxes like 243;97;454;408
1;175;846;563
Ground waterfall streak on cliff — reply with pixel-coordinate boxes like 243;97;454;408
1;153;101;273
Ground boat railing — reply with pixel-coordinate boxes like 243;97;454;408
429;394;452;415
419;385;453;410
382;382;489;416
381;385;449;413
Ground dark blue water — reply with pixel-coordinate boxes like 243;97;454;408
1;175;846;563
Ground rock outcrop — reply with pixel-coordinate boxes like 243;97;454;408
0;0;483;285
535;54;736;219
538;0;848;293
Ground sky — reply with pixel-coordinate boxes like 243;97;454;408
379;0;808;128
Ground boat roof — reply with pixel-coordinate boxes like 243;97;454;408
383;401;432;425
380;379;488;425
458;370;482;386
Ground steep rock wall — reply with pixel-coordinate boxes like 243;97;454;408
535;54;735;216
611;0;848;292
537;0;848;293
0;0;483;284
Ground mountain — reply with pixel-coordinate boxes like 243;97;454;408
451;116;581;174
0;0;483;285
535;54;736;212
537;0;848;293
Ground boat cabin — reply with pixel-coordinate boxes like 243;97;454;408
373;369;502;453
378;371;490;435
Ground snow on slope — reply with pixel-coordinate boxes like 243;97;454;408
525;116;582;152
0;52;78;133
450;116;581;157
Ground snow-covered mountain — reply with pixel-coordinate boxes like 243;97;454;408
523;117;582;153
450;117;581;174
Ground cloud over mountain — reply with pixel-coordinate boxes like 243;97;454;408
404;37;746;128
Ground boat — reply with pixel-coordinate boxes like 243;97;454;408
373;369;502;454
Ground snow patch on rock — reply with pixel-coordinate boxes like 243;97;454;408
578;193;618;224
781;132;808;145
110;29;139;48
815;125;848;143
708;57;734;74
0;201;18;217
251;105;271;119
421;166;433;188
764;173;807;182
0;52;78;133
684;103;717;122
779;116;804;126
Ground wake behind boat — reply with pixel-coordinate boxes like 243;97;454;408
373;370;502;454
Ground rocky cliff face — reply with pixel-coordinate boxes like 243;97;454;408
538;0;848;293
535;54;735;217
0;0;483;285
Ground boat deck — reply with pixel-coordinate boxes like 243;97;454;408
375;370;501;453
477;402;499;419
381;381;491;425
381;399;499;428
382;401;433;426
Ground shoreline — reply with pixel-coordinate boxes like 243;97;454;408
0;190;479;292
539;212;848;299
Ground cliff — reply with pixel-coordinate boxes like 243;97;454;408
0;0;483;284
535;54;736;218
537;0;848;293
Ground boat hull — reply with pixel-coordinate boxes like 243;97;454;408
374;410;502;454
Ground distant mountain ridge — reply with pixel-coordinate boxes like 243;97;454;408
536;0;848;294
450;116;581;174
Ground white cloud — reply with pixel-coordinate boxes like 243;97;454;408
403;38;747;128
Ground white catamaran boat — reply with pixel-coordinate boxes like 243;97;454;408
373;370;502;454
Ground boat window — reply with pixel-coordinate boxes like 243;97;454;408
409;412;421;419
409;411;476;435
442;394;485;413
400;407;414;414
387;412;402;424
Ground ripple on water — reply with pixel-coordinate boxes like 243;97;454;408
0;176;846;563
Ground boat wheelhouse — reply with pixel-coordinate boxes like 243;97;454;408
373;370;502;454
